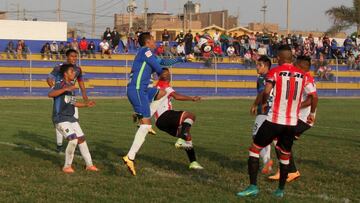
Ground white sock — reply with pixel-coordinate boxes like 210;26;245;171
64;139;78;167
127;124;151;160
78;141;93;167
56;128;63;146
260;145;271;165
183;118;194;125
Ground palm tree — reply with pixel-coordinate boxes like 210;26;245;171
326;0;360;35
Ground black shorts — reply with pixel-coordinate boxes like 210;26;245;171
155;110;185;137
294;120;311;137
254;120;296;153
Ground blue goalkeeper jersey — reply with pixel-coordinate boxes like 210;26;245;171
127;47;185;90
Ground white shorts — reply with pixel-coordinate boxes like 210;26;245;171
55;121;84;139
252;115;267;137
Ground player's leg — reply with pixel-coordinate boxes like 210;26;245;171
55;122;77;173
175;111;195;148
73;122;98;171
237;120;279;197
272;126;296;197
55;128;64;153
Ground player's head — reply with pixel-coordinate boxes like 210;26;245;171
277;45;293;65
295;55;312;72
256;55;272;74
138;32;156;49
65;49;78;65
60;64;76;81
159;68;171;82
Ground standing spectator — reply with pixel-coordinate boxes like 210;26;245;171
70;38;79;53
99;39;112;59
128;27;136;50
213;42;224;60
50;41;60;60
59;42;66;59
88;41;96;59
103;27;112;41
120;27;128;53
184;30;193;55
330;39;338;58
194;33;201;45
175;31;185;45
16;40;27;60
111;27;120;53
258;44;267;56
344;36;353;53
227;45;236;62
79;37;89;58
213;30;221;44
249;32;257;50
176;42;186;56
244;50;252;69
162;29;171;46
220;31;229;54
5;41;17;59
41;42;51;60
135;27;143;47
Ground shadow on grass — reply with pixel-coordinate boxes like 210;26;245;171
301;158;358;177
91;141;125;176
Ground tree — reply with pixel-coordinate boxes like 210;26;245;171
326;0;360;35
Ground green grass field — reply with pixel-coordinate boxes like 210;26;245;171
0;98;359;202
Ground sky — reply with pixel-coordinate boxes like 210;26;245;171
1;0;353;38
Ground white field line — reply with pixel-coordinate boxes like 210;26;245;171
0;141;358;202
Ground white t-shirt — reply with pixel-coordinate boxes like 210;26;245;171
99;41;110;50
299;73;317;126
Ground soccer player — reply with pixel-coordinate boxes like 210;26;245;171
46;49;88;153
123;32;192;176
151;68;204;170
48;64;98;174
237;45;316;198
268;55;318;182
250;55;273;174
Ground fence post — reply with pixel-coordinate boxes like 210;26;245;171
211;53;218;95
125;53;128;95
28;47;33;95
334;56;339;94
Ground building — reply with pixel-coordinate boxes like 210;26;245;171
0;11;7;20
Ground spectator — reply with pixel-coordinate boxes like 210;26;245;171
175;31;185;45
59;42;66;59
244;50;253;69
50;41;60;60
103;27;112;41
111;27;120;53
128;27;136;50
16;40;27;59
184;30;193;55
70;38;79;53
119;27;128;53
99;39;112;59
213;30;221;44
227;45;236;62
41;42;51;60
347;52;356;70
220;32;230;54
249;32;257;50
170;45;178;56
194;32;201;45
135;27;143;47
258;44;267;56
88;41;96;59
176;42;186;56
79;37;88;58
5;41;17;59
155;43;165;56
64;42;72;55
162;29;171;46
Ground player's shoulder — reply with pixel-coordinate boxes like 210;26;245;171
305;72;315;83
165;86;175;93
138;47;153;58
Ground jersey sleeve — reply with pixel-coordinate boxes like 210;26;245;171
166;87;176;97
48;65;61;80
157;57;186;67
304;75;317;95
143;49;164;75
266;68;277;84
77;67;83;82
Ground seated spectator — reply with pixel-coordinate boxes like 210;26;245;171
59;42;66;59
99;39;112;59
41;42;51;60
213;42;224;62
16;40;27;60
119;27;128;53
155;43;165;57
227;45;236;62
88;41;96;59
177;42;186;56
71;38;79;53
79;37;89;58
170;45;178;57
50;41;60;60
257;44;267;56
348;53;356;70
5;41;17;59
244;50;253;69
64;42;72;55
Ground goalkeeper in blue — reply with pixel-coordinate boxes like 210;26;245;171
123;32;193;176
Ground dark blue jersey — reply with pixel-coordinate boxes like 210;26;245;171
48;63;83;83
52;80;77;124
256;74;272;115
127;47;185;90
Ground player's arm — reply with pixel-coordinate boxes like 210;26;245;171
77;69;88;101
307;92;318;124
250;91;264;115
74;100;96;108
46;67;58;87
172;92;201;102
157;57;187;67
48;85;77;98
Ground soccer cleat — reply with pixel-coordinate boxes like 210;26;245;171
236;185;259;197
287;171;300;182
268;169;280;180
273;188;284;198
175;138;193;149
56;145;63;153
189;161;204;170
148;127;157;135
63;166;75;174
122;156;136;176
86;165;99;172
261;159;273;174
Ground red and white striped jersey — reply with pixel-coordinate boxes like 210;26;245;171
154;87;175;120
299;72;317;126
266;63;306;126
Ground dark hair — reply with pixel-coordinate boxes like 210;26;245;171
277;44;292;52
138;32;152;47
65;49;78;57
59;64;74;77
296;55;311;65
258;55;272;68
